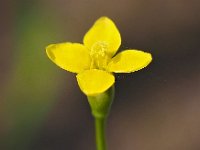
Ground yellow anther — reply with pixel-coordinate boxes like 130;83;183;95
90;41;110;69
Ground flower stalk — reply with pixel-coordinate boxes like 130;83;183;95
87;86;115;150
95;117;106;150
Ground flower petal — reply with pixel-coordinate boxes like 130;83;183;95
107;50;152;73
83;17;121;57
76;69;115;96
46;43;91;73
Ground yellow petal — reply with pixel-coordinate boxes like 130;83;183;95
83;17;121;57
76;69;115;96
46;43;91;73
107;50;152;73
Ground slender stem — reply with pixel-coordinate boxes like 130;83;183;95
95;117;106;150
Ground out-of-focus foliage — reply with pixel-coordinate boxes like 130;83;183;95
2;1;62;149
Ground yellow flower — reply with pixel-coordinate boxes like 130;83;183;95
46;17;152;96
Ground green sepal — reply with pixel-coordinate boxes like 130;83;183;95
87;86;115;118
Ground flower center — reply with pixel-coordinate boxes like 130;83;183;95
90;41;110;70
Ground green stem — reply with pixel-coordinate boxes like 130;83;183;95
95;117;106;150
87;86;114;150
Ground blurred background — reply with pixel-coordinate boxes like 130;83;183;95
1;0;200;150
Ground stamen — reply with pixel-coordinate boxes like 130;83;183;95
90;41;109;69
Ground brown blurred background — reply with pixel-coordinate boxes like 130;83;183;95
0;0;200;150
